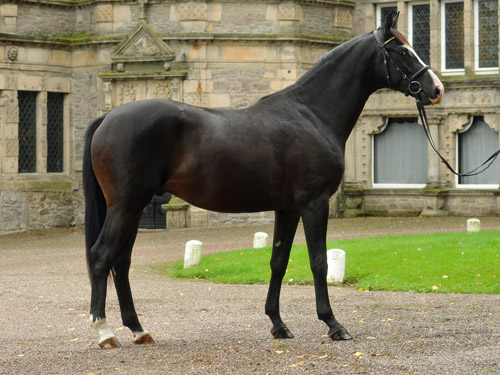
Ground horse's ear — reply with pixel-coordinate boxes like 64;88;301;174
383;11;400;38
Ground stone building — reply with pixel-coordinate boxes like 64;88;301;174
1;0;498;235
0;0;354;234
341;0;500;217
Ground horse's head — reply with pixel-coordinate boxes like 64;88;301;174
374;11;443;105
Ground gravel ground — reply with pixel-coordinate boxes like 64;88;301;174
0;216;499;375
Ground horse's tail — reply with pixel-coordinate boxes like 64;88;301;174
83;115;107;275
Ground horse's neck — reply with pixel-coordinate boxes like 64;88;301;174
296;33;379;143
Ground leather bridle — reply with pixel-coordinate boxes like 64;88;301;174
373;29;430;99
373;29;500;178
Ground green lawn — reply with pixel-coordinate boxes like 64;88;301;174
157;231;500;294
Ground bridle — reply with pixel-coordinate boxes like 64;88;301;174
373;30;500;178
373;30;430;99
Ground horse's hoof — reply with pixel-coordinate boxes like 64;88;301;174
134;332;155;345
329;328;353;341
271;326;294;339
99;336;122;349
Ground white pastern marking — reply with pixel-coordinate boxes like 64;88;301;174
134;330;150;341
89;315;115;342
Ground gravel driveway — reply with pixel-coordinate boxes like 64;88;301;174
1;216;499;374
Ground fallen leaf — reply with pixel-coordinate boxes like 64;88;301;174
71;338;79;342
353;352;364;357
289;361;305;367
275;350;284;354
318;354;328;359
432;286;438;291
442;275;448;279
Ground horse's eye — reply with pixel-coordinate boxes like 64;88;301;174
399;50;406;57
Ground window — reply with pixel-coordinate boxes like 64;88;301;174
457;117;500;187
441;1;465;73
373;118;428;187
474;0;499;72
377;4;397;27
18;91;37;173
409;3;430;65
47;93;64;173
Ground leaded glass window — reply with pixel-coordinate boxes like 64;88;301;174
444;2;464;70
458;117;499;185
374;118;428;185
476;0;498;68
47;93;64;173
378;5;397;27
411;4;430;65
18;91;37;173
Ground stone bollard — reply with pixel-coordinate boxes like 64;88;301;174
184;240;203;269
467;218;481;233
327;249;346;284
253;232;269;248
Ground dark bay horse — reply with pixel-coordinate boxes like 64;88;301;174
83;13;443;349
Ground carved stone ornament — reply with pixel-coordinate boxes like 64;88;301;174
447;114;471;133
361;116;388;134
7;47;18;61
111;22;175;64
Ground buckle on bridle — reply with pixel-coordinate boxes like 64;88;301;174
407;80;422;96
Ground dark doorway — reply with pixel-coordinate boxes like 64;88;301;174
139;193;172;229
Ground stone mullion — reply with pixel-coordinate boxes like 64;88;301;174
36;92;47;174
463;0;474;72
429;0;441;73
0;90;19;173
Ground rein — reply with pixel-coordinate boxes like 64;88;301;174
373;30;500;178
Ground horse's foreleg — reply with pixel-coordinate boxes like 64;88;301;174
112;221;155;346
301;198;352;341
265;210;300;339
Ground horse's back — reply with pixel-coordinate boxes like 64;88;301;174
90;98;345;212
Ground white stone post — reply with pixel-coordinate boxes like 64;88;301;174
327;249;346;284
184;240;203;269
467;218;481;232
253;232;268;248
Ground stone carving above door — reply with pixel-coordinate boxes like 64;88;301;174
98;22;187;112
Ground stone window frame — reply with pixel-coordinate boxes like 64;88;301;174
0;85;71;177
371;117;429;188
455;115;500;189
473;0;499;74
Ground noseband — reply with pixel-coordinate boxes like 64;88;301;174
373;30;429;98
373;29;500;178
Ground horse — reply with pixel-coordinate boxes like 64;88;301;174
83;12;443;349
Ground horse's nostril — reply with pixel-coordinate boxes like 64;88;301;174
435;86;441;97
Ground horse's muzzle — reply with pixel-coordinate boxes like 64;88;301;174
428;70;444;105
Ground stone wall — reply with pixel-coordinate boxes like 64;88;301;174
0;0;354;234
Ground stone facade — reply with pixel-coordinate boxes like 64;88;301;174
0;0;353;234
340;0;500;217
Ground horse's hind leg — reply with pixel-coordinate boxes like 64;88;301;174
265;210;300;339
112;221;154;345
301;197;352;341
89;206;147;348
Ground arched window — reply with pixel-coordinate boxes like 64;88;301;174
457;117;499;186
373;118;428;187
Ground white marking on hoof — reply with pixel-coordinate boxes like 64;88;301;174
89;315;116;344
134;331;155;345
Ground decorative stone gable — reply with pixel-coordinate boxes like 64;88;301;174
99;22;187;111
111;22;175;68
